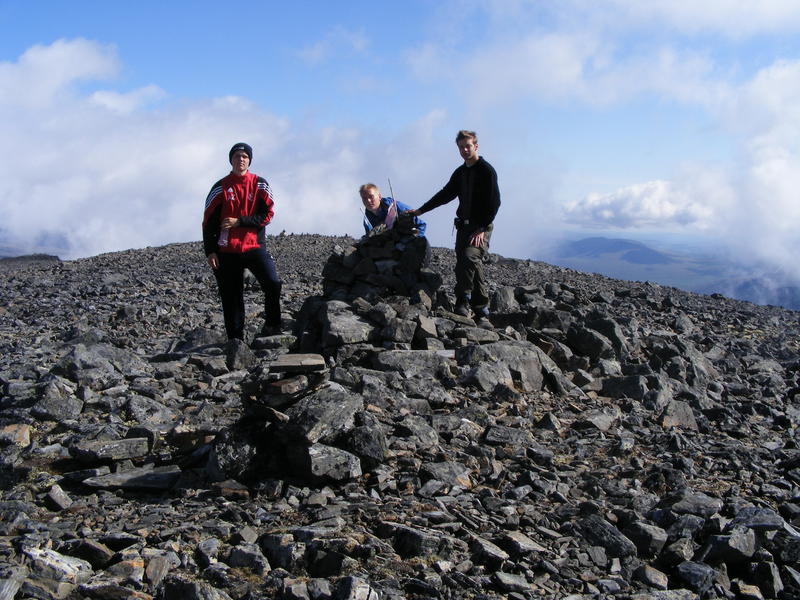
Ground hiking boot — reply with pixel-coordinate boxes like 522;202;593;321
476;316;493;329
474;307;492;329
453;294;472;317
454;302;471;317
260;323;282;337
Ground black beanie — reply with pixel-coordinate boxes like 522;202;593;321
229;142;253;164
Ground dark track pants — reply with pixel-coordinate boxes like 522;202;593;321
215;248;282;340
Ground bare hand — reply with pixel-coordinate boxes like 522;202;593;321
207;253;219;270
221;217;239;229
469;231;485;247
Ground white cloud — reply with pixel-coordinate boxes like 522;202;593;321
0;38;118;109
496;1;800;39
557;53;800;280
457;33;727;107
593;46;728;107
727;59;800;141
563;180;715;229
711;60;800;275
407;10;733;110
410;1;800;112
600;0;800;37
90;85;166;114
464;33;598;104
297;26;369;65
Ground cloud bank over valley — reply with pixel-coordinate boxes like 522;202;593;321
2;3;800;297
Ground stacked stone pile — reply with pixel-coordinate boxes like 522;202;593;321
322;218;441;303
0;236;799;599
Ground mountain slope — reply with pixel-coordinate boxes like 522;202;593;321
1;235;799;599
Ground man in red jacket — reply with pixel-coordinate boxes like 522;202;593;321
202;143;282;340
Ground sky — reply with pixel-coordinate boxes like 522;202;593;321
2;1;800;284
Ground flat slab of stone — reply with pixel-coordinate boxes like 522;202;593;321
572;406;621;432
269;354;326;374
502;531;548;555
292;517;346;542
71;438;150;463
22;547;93;584
668;490;723;518
382;522;444;558
420;461;473;489
82;465;182;490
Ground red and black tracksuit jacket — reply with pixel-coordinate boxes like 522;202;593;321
202;171;274;255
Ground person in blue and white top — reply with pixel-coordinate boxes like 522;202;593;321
359;182;430;268
359;183;426;237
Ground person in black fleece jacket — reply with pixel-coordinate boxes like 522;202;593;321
408;130;500;324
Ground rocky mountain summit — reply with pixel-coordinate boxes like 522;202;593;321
1;233;800;600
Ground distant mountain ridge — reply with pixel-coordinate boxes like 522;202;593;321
554;237;676;265
0;253;61;270
546;236;800;310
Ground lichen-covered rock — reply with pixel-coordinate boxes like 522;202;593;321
457;340;552;392
282;384;363;444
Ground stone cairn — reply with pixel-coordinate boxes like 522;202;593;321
215;223;459;487
320;214;442;304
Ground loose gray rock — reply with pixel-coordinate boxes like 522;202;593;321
577;515;637;558
293;443;363;482
675;561;717;595
283;385;364;444
457;340;551;392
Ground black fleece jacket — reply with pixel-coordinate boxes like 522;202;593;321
417;156;500;230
